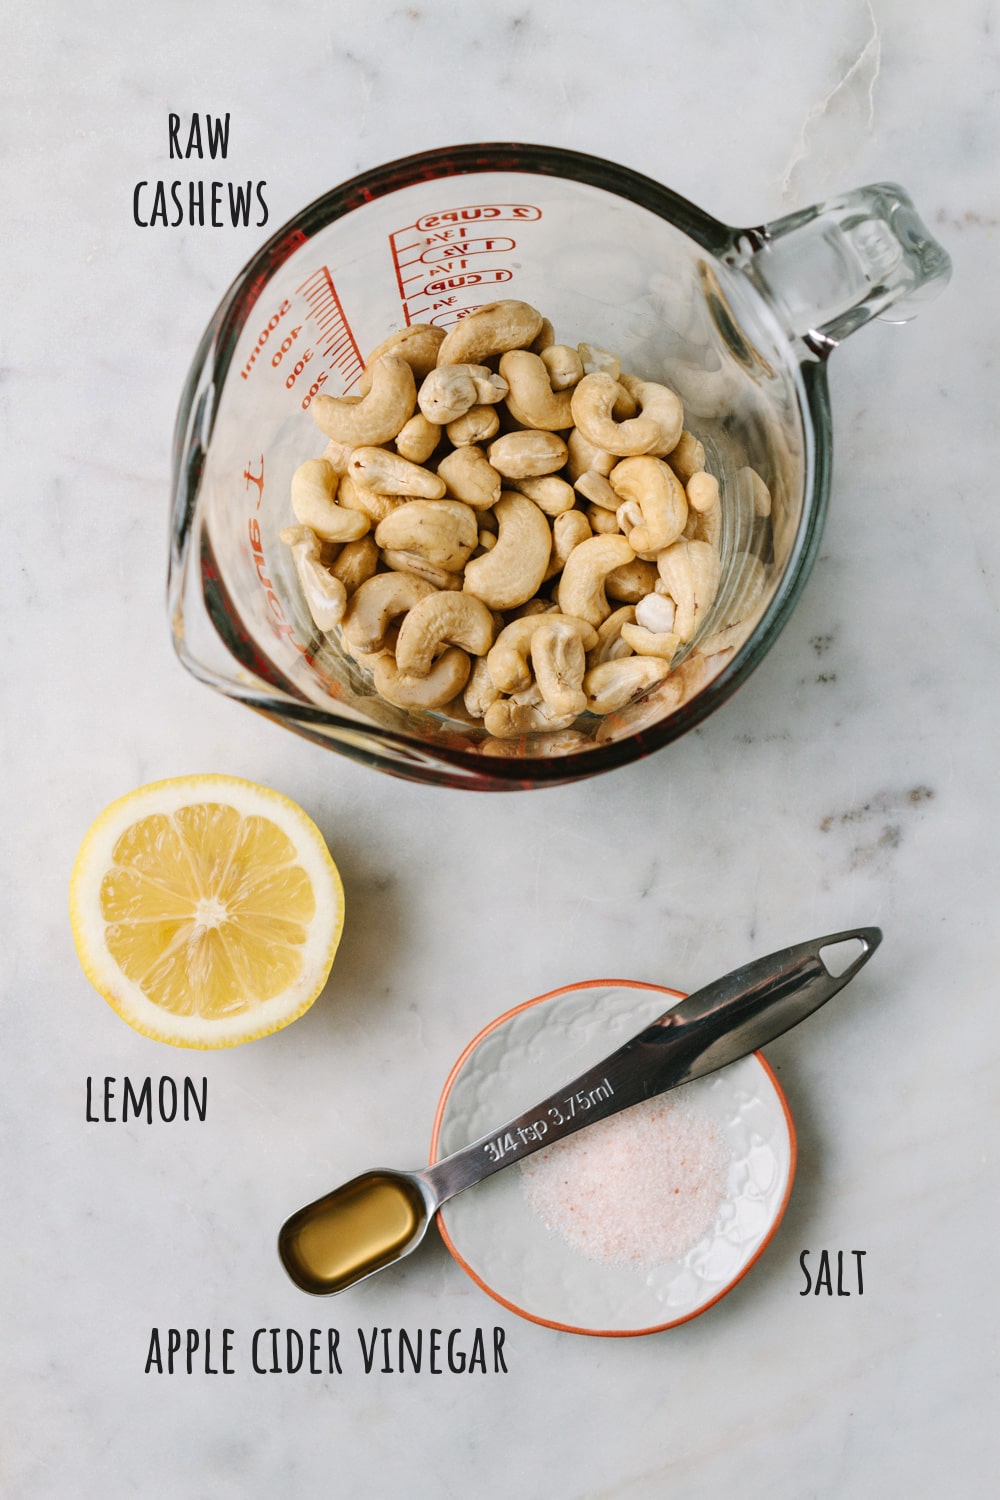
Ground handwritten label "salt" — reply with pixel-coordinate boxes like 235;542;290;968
799;1249;867;1296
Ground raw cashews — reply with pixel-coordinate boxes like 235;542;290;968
279;302;765;742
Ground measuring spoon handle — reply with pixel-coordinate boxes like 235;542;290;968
420;928;881;1207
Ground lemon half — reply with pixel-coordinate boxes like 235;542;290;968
69;776;344;1048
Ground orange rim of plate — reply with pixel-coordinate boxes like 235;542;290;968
430;978;798;1338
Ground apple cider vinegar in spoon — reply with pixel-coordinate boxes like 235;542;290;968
279;1170;431;1295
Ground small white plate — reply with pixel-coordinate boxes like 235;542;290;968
431;979;796;1337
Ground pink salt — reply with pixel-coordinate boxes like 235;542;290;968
519;1098;729;1268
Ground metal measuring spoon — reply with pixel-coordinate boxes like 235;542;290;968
278;928;881;1295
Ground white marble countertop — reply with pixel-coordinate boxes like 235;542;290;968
3;1;998;1495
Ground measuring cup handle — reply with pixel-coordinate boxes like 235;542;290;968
736;183;951;355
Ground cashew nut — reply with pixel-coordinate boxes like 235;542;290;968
290;459;371;542
620;623;680;660
464;655;502;718
698;619;760;661
565;428;615;483
486;615;544;693
737;466;772;517
379;550;464;591
329;534;379;595
656;539;722;641
341;571;438;655
483;697;578;738
357;325;445;394
619;375;684;453
544;509;592;582
417;364;508;425
636;592;677;634
587;504;623;536
686;471;720;514
336;471;407;525
683;489;722;548
395;592;495;676
499;351;575;431
446;405;501;446
530;617;588;716
351;637;397;673
540;344;584;391
529;317;556;354
594;672;687;742
606;558;658;603
698;556;768;656
586;605;637;668
609;456;688;554
583;656;673;714
611;382;639;420
349;447;445;499
486;612;597;693
668;430;707;485
436;691;486;728
574;470;619;510
436;300;544;365
487;430;568;479
280;525;348;631
571;373;682;457
311;355;416;446
321;436;356;476
557;533;636;627
395;411;441;464
463;491;552;610
706;554;768;640
375;499;478;572
480;728;590;756
437;445;501;511
578;343;621;379
511;596;558;619
509;474;576;515
373;647;471;710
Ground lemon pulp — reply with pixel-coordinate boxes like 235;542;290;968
101;804;317;1016
70;776;344;1047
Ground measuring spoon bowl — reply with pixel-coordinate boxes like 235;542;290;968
278;1168;436;1296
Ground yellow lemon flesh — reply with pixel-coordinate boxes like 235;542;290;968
69;776;344;1048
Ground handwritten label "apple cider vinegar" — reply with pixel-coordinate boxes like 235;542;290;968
132;113;269;229
142;1326;509;1375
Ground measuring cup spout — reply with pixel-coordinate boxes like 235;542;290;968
735;183;951;355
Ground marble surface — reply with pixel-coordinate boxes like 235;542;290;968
2;0;998;1495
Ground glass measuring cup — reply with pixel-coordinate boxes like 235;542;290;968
169;144;950;789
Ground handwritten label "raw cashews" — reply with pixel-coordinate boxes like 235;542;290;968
133;113;269;229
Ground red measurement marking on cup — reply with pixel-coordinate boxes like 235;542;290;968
295;266;365;393
389;203;542;327
246;515;344;697
243;455;265;510
239;299;295;381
